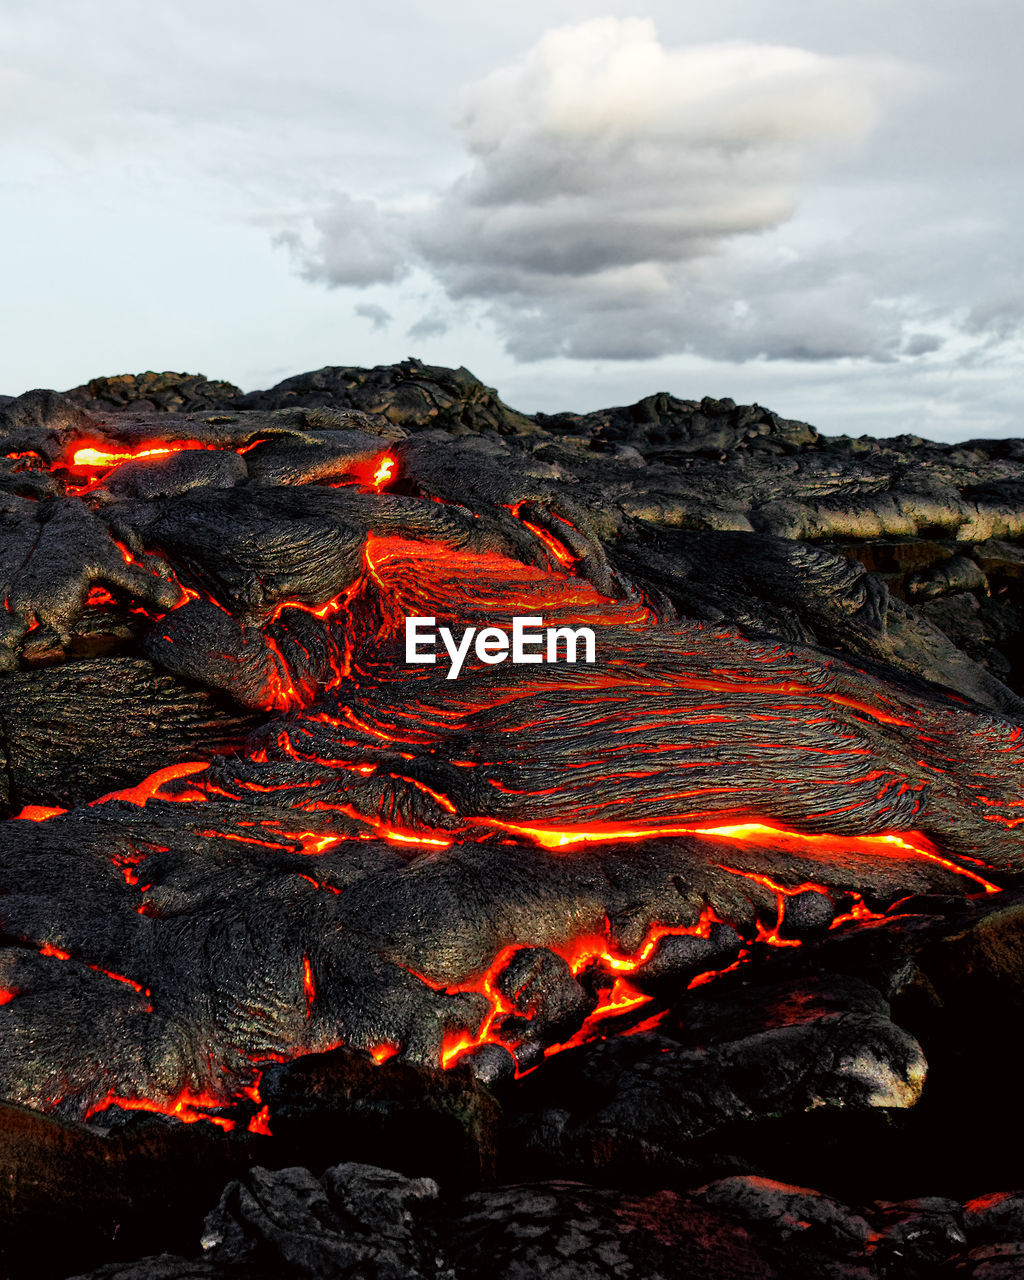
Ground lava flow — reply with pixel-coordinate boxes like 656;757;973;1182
9;434;399;500
1;429;1023;1134
65;440;221;495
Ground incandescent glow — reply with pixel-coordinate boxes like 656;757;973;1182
332;452;399;493
248;1105;273;1135
372;455;396;489
65;440;220;494
72;445;190;469
92;761;211;808
8;433;1022;1119
86;1087;235;1131
470;816;1002;892
13;805;68;822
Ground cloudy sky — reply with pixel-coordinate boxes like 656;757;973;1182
2;1;1021;439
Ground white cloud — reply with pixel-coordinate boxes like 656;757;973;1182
284;18;915;363
2;1;1021;440
455;19;880;159
277;195;409;287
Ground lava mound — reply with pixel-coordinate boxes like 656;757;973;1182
1;377;1023;1137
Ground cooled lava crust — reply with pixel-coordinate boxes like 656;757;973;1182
0;389;1022;1135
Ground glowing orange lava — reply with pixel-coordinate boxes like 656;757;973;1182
65;441;220;495
331;452;398;493
471;818;1001;893
85;1087;235;1131
13;805;68;821
8;440;1020;1107
248;1105;273;1135
92;761;211;808
434;908;733;1069
372;455;396;489
72;444;207;470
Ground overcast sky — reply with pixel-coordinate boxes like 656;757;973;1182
2;0;1021;439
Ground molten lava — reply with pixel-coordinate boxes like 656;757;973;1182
71;443;213;470
4;429;1024;1131
65;440;220;495
371;455;396;489
85;1087;235;1132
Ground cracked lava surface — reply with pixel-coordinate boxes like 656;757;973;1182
0;418;1022;1134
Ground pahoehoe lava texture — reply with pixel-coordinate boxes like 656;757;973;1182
2;364;1024;1132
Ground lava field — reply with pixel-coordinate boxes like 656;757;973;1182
3;361;1024;1278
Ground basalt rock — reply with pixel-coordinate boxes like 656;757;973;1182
0;381;1022;1107
63;1160;1024;1280
237;358;537;437
69;1162;783;1280
65;372;245;416
0;365;1023;1276
0;1098;259;1280
0;658;259;812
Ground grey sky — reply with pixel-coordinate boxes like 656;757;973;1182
1;0;1021;439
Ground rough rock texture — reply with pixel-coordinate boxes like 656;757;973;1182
0;362;1023;1277
0;658;258;811
56;358;1024;700
235;359;537;436
506;973;926;1187
65;372;245;416
63;1161;1024;1280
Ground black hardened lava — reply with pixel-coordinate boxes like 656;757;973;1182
0;378;1021;1129
4;368;1024;1278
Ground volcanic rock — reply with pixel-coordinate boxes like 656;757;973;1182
506;973;926;1185
64;1160;1024;1280
2;361;1024;1277
694;1174;874;1256
871;1196;968;1276
538;390;820;457
0;1098;257;1280
70;1161;783;1280
65;372;245;416
964;1192;1024;1244
258;1046;501;1184
238;358;536;436
0;372;1021;1112
0;657;258;812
